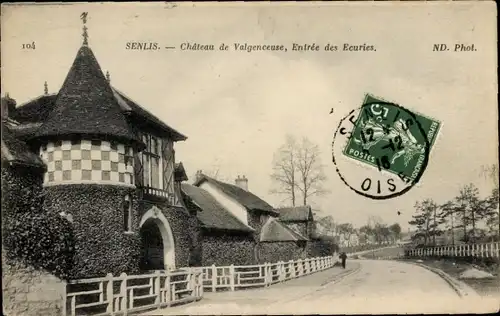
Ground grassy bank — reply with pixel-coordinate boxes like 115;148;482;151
401;258;500;297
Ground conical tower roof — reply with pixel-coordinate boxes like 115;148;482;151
34;45;140;146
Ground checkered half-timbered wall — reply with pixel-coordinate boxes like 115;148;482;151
40;140;135;185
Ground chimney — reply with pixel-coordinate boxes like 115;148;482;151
235;175;248;191
1;94;17;119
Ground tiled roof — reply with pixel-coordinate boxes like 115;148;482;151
277;206;313;222
194;174;278;215
9;94;57;124
33;46;140;145
260;218;308;242
181;183;254;232
111;88;187;141
11;89;187;142
1;123;45;168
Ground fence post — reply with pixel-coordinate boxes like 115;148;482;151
105;273;114;314
289;260;295;278
229;265;235;291
266;263;272;286
119;273;128;316
211;265;217;292
198;271;204;298
165;272;171;306
153;270;161;308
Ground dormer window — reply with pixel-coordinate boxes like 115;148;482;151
123;195;132;232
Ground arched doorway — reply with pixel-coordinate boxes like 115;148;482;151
139;207;176;271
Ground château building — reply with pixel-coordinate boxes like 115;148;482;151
2;20;195;278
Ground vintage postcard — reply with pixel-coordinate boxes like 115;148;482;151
1;1;498;315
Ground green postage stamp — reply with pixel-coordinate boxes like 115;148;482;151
342;94;441;182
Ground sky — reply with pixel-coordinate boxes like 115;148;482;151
1;2;497;231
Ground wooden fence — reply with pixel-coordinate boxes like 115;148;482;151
190;255;338;292
65;269;203;316
406;242;500;258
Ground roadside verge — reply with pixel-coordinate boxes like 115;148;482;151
407;261;480;299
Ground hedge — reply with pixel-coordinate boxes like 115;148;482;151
3;212;75;280
1;165;75;280
201;230;256;266
307;238;340;257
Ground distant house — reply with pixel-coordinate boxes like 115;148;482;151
277;206;315;239
191;171;314;264
181;183;255;266
259;217;309;262
193;172;279;239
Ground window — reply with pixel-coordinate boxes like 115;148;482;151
123;195;133;232
141;133;162;189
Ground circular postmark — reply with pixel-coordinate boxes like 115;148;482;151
331;99;431;200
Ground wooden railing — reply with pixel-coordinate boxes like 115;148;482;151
188;255;338;292
406;242;500;258
66;269;203;316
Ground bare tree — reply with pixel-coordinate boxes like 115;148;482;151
337;223;355;247
270;135;298;206
316;215;337;238
296;137;328;206
270;135;328;206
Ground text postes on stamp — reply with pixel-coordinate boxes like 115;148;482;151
332;94;441;200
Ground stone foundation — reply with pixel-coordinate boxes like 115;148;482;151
2;257;66;316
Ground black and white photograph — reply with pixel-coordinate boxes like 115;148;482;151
1;2;498;315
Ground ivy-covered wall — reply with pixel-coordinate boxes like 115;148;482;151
43;184;141;279
2;164;75;280
201;231;256;266
139;201;197;269
1;166;44;218
258;241;307;264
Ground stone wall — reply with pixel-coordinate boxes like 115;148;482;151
2;255;66;316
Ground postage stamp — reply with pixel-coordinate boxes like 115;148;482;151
331;94;441;199
343;94;441;181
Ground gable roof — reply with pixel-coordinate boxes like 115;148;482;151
174;162;188;182
11;88;187;142
1;123;45;168
194;174;278;215
260;218;308;242
181;183;254;233
32;45;140;146
277;206;313;222
111;88;187;141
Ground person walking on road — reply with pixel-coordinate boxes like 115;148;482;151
339;252;347;269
